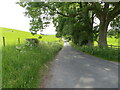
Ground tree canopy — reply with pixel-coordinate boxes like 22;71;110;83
17;1;120;46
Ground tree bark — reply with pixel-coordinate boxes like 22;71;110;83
98;19;110;46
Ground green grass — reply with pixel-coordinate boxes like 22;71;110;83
107;36;119;46
0;27;60;46
94;36;119;46
71;42;119;62
1;27;64;88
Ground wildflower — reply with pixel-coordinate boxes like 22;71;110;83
16;46;21;50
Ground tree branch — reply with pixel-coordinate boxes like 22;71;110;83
56;10;80;17
56;11;70;17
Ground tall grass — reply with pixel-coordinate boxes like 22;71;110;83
2;40;63;88
71;43;119;62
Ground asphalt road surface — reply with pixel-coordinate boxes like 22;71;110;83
43;41;119;88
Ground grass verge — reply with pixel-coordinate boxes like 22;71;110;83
70;42;119;62
2;40;63;88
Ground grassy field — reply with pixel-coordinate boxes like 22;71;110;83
94;36;119;46
1;27;63;88
1;27;60;46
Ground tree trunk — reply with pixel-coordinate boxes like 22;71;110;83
88;12;94;46
98;19;109;46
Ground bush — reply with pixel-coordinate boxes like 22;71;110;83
25;38;39;47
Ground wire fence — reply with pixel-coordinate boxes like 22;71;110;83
2;37;21;47
2;36;119;48
108;45;120;49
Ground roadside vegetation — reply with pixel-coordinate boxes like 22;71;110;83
1;27;63;88
71;42;119;62
70;34;119;62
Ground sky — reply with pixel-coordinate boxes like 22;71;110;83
0;0;111;35
0;0;56;35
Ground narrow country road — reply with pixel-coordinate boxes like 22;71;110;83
43;41;119;88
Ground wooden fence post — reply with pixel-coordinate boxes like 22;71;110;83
18;38;20;44
111;45;112;48
3;37;5;47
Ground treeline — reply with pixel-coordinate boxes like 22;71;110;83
17;1;120;46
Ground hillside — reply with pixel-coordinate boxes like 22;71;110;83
0;27;59;45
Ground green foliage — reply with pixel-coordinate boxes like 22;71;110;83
54;4;94;46
17;2;95;46
63;35;72;42
110;14;120;32
107;29;119;39
71;43;119;62
25;38;39;47
17;2;52;33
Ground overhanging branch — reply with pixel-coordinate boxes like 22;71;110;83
56;10;80;17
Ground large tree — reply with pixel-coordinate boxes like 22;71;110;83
88;2;120;46
53;2;95;46
18;2;95;46
17;1;120;46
